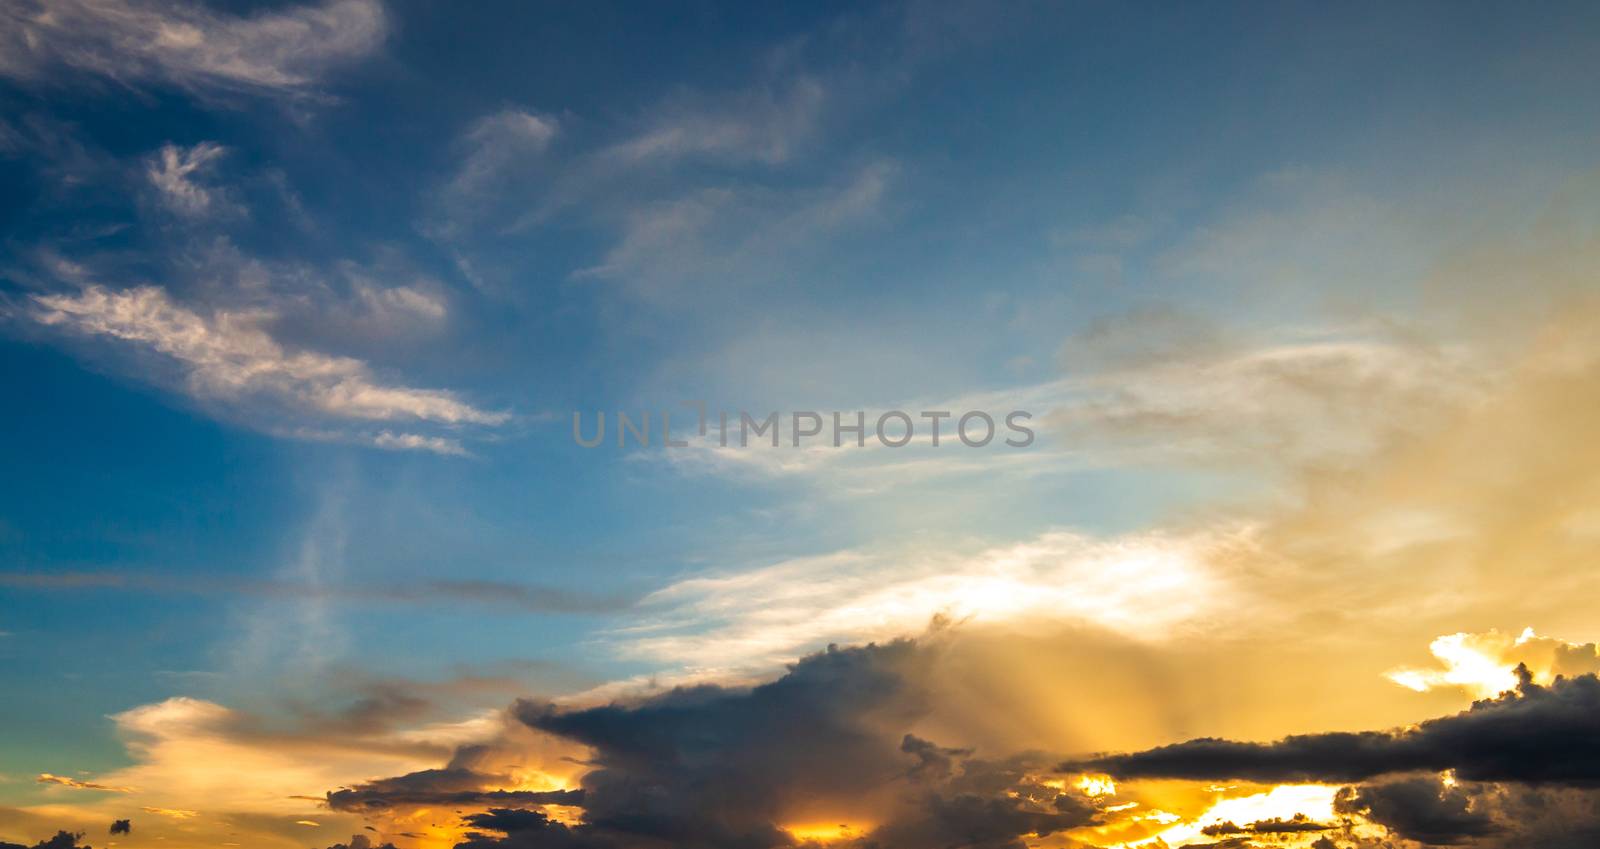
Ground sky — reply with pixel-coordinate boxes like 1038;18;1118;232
3;1;1600;848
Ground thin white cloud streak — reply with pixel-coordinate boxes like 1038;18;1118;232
599;77;826;166
574;160;893;296
0;0;386;95
654;332;1485;491
611;527;1249;671
32;285;504;426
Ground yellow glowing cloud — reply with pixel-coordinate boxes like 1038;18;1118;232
35;774;133;793
141;807;200;819
1133;784;1337;849
784;821;870;842
1386;627;1600;698
1073;774;1118;798
626;527;1240;669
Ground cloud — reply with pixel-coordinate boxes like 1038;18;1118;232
1066;667;1600;785
325;768;582;813
612;527;1239;671
321;836;398;849
600;77;825;167
0;831;91;849
372;431;466;456
1386;628;1600;699
145;142;231;216
1334;776;1496;845
30;284;505;452
34;775;131;793
484;639;1098;849
653;327;1480;500
8;681;550;847
573;159;893;299
138;808;196;819
0;570;633;615
1201;813;1331;836
432;109;560;238
0;0;386;96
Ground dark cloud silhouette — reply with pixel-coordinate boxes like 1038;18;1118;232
321;836;399;849
0;832;91;849
507;639;1098;849
1067;667;1600;785
1202;813;1330;836
336;638;1099;849
1334;776;1495;845
452;809;600;849
326;767;583;812
900;733;973;780
1326;777;1600;848
106;821;128;836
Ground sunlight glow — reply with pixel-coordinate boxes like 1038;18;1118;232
1130;784;1338;849
784;822;869;842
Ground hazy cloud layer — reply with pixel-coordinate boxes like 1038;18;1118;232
0;0;386;96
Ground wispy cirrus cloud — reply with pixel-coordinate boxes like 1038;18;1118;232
0;0;386;97
35;775;131;794
599;76;826;167
29;284;505;453
146;142;232;217
612;527;1243;671
574;159;893;299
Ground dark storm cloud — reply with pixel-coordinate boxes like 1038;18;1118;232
326;767;583;812
508;639;938;849
1334;776;1495;845
1066;667;1600;785
452;809;601;849
1324;777;1600;849
336;638;1100;849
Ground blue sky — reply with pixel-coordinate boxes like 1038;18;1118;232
5;3;1600;848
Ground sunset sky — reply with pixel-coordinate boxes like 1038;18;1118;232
3;2;1600;848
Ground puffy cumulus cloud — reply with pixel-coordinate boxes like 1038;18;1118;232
0;0;386;97
1386;628;1600;699
29;284;505;453
1068;668;1600;786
